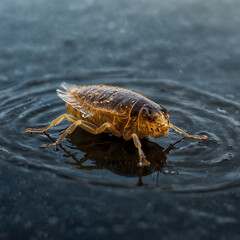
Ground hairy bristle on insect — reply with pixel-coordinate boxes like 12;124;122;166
56;83;93;118
61;82;77;92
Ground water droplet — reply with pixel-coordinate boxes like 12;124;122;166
217;108;227;114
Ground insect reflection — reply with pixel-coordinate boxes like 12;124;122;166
45;128;185;186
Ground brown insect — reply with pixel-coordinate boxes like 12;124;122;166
25;83;207;166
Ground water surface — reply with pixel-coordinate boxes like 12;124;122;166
1;0;240;239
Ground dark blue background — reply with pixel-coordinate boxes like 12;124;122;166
0;0;240;239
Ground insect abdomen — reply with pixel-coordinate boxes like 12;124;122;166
76;85;149;115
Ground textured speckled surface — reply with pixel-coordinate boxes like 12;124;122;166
0;0;240;239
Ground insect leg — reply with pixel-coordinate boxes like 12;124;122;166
132;133;150;167
43;120;121;148
79;121;121;137
24;114;78;133
169;123;208;140
43;120;82;148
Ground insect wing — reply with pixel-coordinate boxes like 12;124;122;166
57;82;94;118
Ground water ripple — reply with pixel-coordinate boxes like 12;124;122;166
1;72;239;192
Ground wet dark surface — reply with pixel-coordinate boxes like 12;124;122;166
1;0;240;239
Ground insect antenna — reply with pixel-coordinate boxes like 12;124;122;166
169;123;208;140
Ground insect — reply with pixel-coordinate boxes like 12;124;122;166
25;83;207;166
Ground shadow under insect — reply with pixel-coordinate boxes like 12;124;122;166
45;128;183;186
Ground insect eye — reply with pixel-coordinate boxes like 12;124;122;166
148;115;154;121
141;108;149;118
